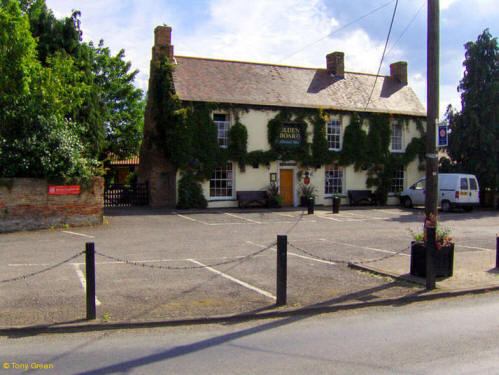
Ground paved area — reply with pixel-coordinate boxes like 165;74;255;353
0;206;497;330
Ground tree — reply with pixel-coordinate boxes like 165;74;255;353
446;29;498;191
20;0;145;160
0;0;95;181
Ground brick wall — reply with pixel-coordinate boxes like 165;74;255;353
0;177;104;233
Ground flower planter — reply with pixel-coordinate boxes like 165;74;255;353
410;241;454;278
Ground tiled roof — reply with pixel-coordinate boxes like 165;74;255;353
173;56;426;117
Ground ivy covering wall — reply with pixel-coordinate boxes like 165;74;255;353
152;57;426;207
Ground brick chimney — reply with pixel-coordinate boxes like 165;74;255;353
390;61;408;85
153;26;174;61
326;51;344;79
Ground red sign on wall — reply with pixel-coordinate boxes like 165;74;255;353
48;185;81;195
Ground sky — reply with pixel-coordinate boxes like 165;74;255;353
45;0;498;118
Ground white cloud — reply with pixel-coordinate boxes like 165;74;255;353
176;0;389;77
440;0;459;10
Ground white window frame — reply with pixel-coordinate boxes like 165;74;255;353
324;164;344;197
327;119;341;151
390;166;405;194
213;113;230;148
209;162;234;200
391;123;403;152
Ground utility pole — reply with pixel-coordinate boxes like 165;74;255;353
425;0;439;289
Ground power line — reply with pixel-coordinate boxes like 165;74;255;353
386;1;425;58
364;0;399;111
278;0;396;63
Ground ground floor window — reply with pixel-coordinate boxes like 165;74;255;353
210;162;233;199
325;164;344;196
391;166;405;193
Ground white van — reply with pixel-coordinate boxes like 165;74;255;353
400;173;480;212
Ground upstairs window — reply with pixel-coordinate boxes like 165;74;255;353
214;113;230;148
391;123;403;152
327;120;341;150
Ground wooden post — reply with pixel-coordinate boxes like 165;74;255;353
425;0;439;289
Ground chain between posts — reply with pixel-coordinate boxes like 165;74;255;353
95;243;276;270
287;242;410;265
1;210;304;282
92;209;305;271
0;251;85;283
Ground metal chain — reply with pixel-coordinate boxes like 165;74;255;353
287;242;410;265
1;210;304;282
94;242;276;271
1;251;85;283
284;209;306;235
92;209;305;271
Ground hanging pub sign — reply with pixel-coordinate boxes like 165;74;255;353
275;123;302;147
437;123;448;147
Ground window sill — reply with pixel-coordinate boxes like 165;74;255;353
209;197;235;201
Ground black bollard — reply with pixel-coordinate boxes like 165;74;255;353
496;235;498;269
332;196;340;214
85;242;96;320
276;235;287;306
307;198;314;215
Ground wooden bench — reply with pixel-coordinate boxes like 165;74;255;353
348;190;377;206
236;191;269;208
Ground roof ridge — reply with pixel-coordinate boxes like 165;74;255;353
174;55;389;78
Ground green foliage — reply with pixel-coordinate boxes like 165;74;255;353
447;29;498;190
152;57;192;168
339;113;367;168
245;150;278;167
366;114;391;162
0;0;37;99
228;122;248;170
0;0;96;182
0;0;144;182
176;173;208;209
93;42;145;159
311;110;331;167
151;61;223;180
266;182;282;208
189;104;222;180
298;183;317;199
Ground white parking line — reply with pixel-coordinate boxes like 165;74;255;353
8;263;51;267
62;231;95;238
458;245;493;251
187;259;276;300
175;214;209;225
224;212;262;224
246;241;336;265
319;238;410;257
71;264;102;306
315;214;344;222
